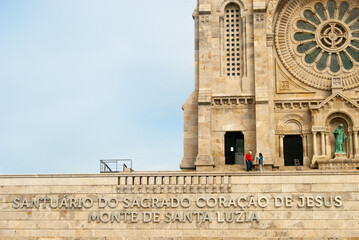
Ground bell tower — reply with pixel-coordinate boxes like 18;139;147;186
180;0;276;171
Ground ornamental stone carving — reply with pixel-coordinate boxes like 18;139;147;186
255;13;265;23
275;0;359;90
200;16;211;24
266;0;280;31
267;34;274;46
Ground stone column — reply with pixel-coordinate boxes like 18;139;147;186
321;132;325;156
194;4;214;171
312;132;318;157
247;6;255;93
253;5;276;166
264;2;277;168
279;135;284;157
326;133;331;158
349;132;354;159
195;93;213;170
279;135;284;165
354;131;359;159
302;134;309;166
302;134;307;158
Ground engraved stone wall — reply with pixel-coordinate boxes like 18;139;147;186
1;172;359;239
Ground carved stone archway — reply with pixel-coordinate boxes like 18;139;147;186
325;112;354;159
310;93;359;169
276;114;310;167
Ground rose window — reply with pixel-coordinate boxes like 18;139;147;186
318;22;348;51
275;0;359;90
294;1;359;73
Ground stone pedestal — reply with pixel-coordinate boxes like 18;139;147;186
195;155;214;171
334;152;347;160
311;155;329;168
317;155;359;170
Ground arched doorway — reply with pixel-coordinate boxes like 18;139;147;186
283;135;303;166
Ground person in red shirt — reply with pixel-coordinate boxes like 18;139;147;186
245;151;253;171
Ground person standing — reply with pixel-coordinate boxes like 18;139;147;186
245;151;253;171
256;153;263;171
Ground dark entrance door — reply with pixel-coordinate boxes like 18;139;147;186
225;132;244;165
283;135;303;166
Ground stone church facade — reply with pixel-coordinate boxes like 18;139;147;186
1;1;359;239
181;0;359;171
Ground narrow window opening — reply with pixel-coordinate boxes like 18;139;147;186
224;3;241;77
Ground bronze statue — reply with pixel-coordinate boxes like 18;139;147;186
333;124;347;153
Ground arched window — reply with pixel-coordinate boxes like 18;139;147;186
224;3;242;77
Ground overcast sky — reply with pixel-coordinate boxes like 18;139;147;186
0;0;196;174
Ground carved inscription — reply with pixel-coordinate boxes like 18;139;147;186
12;195;343;224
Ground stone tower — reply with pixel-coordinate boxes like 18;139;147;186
181;0;359;171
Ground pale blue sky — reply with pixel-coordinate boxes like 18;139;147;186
0;0;196;173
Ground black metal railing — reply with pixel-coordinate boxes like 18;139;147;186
100;159;132;173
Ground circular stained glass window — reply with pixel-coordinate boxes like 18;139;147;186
275;0;359;90
294;1;359;73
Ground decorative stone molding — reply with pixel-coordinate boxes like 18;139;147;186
302;130;312;134
116;184;232;194
274;100;320;111
332;77;343;92
254;12;265;25
117;175;232;194
253;2;266;12
212;96;254;107
276;113;309;134
317;159;359;170
280;80;289;90
266;0;280;32
312;126;327;132
199;4;211;15
217;0;247;15
200;15;211;24
254;2;266;27
275;130;303;135
266;34;274;47
324;112;354;130
276;63;313;94
310;92;359;111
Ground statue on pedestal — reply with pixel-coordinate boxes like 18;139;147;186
333;124;347;153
